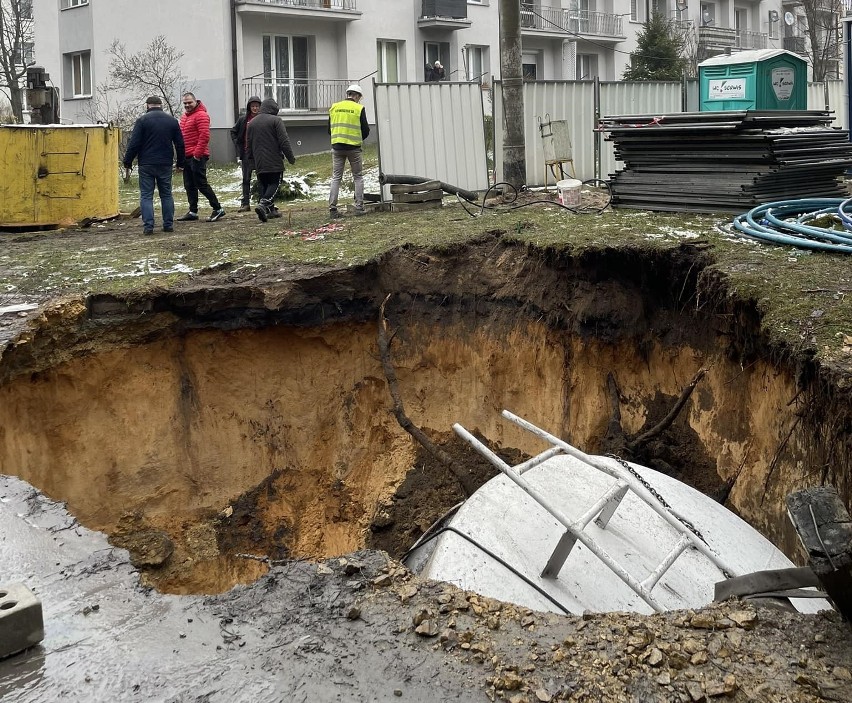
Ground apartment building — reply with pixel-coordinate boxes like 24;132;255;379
33;0;805;159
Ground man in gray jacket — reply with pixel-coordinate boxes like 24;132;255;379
246;97;296;222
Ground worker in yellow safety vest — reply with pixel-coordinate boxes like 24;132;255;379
328;84;370;218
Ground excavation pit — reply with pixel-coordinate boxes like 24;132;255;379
0;240;848;595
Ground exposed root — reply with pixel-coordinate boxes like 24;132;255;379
627;367;708;453
378;294;476;497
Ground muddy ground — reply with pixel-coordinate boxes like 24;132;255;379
1;206;851;701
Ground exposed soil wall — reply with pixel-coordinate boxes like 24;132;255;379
0;238;849;593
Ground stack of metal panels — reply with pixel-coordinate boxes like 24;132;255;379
600;111;852;213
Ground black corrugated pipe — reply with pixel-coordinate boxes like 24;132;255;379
380;174;478;202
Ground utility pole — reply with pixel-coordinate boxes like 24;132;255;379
499;0;526;187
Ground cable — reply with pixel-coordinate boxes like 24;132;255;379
402;524;574;616
731;199;852;254
456;180;612;217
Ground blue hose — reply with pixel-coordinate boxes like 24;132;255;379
732;198;852;254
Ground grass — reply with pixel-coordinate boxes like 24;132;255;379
118;144;380;212
4;162;852;374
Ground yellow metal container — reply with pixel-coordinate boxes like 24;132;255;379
0;125;120;227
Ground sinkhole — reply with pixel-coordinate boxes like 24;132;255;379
0;239;847;594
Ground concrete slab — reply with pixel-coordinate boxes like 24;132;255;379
0;584;44;659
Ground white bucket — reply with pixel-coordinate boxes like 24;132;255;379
556;178;582;207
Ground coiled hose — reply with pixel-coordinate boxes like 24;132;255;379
732;198;852;255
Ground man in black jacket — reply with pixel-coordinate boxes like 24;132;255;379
123;96;185;234
230;95;261;212
246;97;296;222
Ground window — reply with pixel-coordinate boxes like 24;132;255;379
700;3;715;26
630;0;644;22
576;53;598;80
768;11;779;40
522;52;539;81
262;35;309;110
465;45;489;84
66;50;91;97
20;1;33;19
378;41;400;83
13;41;35;67
62;0;89;8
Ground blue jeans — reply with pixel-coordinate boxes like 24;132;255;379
139;163;175;229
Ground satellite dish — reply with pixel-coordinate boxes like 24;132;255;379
702;10;713;25
784;11;795;25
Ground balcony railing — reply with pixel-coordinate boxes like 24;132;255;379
698;25;736;48
521;4;623;38
735;29;767;49
783;35;807;54
242;78;350;113
420;0;466;18
243;0;357;8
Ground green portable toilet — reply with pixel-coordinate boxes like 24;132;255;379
698;49;807;111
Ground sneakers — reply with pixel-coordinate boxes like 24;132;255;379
254;204;268;223
208;208;226;222
237;204;251;213
354;207;367;217
178;212;198;221
163;226;174;233
142;228;153;235
329;209;342;220
267;207;282;219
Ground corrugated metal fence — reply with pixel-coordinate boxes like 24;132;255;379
373;80;847;191
374;82;490;195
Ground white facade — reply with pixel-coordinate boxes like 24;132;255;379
32;0;805;156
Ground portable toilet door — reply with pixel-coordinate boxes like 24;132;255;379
698;49;807;111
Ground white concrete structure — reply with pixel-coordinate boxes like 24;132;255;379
32;0;806;158
406;412;831;615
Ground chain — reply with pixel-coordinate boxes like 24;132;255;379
605;453;707;545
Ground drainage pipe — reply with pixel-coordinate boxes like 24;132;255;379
380;174;478;202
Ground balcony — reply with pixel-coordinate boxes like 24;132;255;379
520;4;624;40
235;0;360;22
783;35;807;55
698;25;736;52
241;77;350;114
735;29;767;50
418;0;471;29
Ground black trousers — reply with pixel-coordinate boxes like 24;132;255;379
183;156;221;212
257;172;282;205
240;158;254;205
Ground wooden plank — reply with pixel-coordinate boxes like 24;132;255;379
392;189;443;203
787;487;852;621
388;181;442;195
391;200;443;212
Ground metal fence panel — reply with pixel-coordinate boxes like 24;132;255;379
374;82;489;195
489;79;848;188
808;81;845;128
495;80;682;185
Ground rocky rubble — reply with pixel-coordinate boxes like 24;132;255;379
353;556;851;703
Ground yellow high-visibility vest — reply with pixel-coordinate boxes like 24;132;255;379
329;100;364;147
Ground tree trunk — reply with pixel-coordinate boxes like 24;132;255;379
499;0;526;188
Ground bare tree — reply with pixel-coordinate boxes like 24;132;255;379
79;82;140;155
800;0;842;82
0;0;34;122
103;35;193;116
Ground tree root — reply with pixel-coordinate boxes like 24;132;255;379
377;294;476;497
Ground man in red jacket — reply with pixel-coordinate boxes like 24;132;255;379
178;92;225;222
